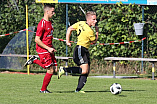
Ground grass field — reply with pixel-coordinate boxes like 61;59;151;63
0;73;157;104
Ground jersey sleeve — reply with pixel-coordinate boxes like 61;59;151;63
36;21;45;37
72;22;79;30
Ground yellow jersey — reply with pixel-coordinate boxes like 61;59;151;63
72;21;95;49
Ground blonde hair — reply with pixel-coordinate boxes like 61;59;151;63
86;11;96;19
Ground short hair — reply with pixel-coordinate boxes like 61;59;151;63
44;4;55;11
86;11;96;19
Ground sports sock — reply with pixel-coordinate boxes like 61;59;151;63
76;74;88;91
41;73;53;91
63;67;82;74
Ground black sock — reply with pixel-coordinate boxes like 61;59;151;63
63;67;82;74
76;74;88;91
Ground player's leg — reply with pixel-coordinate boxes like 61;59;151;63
75;64;89;93
80;63;89;74
75;45;90;93
34;53;58;69
58;45;83;79
24;54;47;69
64;67;82;74
33;53;48;69
40;66;54;93
58;64;88;77
58;66;82;79
23;56;37;66
40;53;57;93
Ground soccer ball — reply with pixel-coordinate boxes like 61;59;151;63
110;83;122;95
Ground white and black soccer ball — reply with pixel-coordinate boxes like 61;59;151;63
110;83;122;95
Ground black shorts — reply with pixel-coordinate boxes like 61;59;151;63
73;45;90;66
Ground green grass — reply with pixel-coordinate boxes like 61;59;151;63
0;73;157;104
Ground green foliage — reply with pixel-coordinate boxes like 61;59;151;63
91;3;143;59
0;0;26;53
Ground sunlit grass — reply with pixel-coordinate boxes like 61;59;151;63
0;73;157;104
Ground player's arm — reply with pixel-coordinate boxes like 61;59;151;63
35;36;56;53
66;26;76;47
91;26;99;44
95;26;99;40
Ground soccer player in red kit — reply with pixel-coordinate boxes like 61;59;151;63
24;4;57;93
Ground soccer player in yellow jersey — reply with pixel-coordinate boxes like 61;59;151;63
58;11;99;93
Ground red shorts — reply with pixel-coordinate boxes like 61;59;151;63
38;52;57;68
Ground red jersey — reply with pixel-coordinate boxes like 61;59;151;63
36;19;54;53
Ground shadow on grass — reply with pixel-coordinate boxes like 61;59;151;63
54;91;74;93
117;90;145;97
84;90;109;93
54;89;145;93
54;90;109;93
118;95;127;97
122;89;145;92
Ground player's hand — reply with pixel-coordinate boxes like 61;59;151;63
66;42;71;47
95;26;99;32
48;47;57;53
95;26;99;39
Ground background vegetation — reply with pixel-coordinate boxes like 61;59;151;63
0;0;157;75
